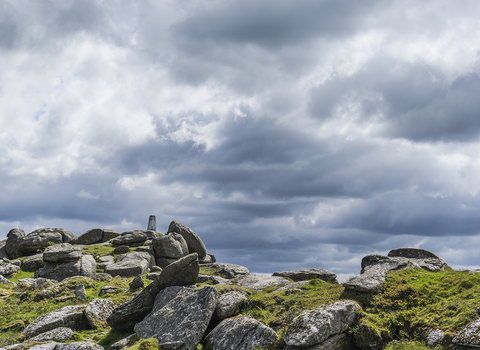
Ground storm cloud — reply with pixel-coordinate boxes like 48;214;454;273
2;0;480;280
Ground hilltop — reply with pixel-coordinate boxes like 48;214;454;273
1;221;480;350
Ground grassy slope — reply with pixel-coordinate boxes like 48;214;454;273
2;263;480;350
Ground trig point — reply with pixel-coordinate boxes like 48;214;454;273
147;215;156;231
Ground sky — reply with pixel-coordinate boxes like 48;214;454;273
2;0;480;281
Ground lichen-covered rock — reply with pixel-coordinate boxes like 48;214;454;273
92;273;112;281
0;261;20;277
200;263;249;279
110;334;139;350
388;248;447;271
285;332;354;350
75;284;87;300
453;317;480;347
113;245;130;254
213;291;248;320
85;298;115;329
276;281;310;292
168;221;207;258
99;285;123;296
18;231;64;257
36;255;96;281
43;243;83;263
134;286;218;350
104;259;149;278
343;257;410;293
234;274;291;291
426;329;445;346
102;229;121;242
107;253;199;332
29;327;74;342
153;233;189;259
17;278;58;289
98;255;114;269
22;305;89;339
273;268;338;283
0;274;16;286
77;229;104;245
22;253;45;270
117;251;155;268
284;300;360;348
204;316;276;350
55;341;104;350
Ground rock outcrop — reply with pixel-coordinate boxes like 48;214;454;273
77;228;121;245
134;286;218;350
273;268;338;283
204;316;276;350
200;262;250;279
168;221;207;258
36;254;96;281
107;253;199;332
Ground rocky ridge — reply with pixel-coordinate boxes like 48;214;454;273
0;220;477;350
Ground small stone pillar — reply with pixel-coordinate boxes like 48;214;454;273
147;215;156;231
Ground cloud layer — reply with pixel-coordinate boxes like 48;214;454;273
2;0;480;280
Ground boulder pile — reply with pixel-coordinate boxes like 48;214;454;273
2;219;474;350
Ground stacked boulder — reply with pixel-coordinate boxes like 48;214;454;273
77;228;121;245
343;247;447;293
112;230;158;246
104;251;155;277
35;243;96;281
5;228;78;259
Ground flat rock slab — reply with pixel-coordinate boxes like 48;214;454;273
343;257;410;293
134;286;218;350
273;268;338;283
29;327;74;343
56;342;104;350
168;221;207;258
234;274;291;291
201;263;250;279
43;243;83;263
22;305;89;339
112;230;157;246
104;259;149;278
36;255;96;281
204;316;276;350
285;300;360;348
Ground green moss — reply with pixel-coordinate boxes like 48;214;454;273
198;266;227;278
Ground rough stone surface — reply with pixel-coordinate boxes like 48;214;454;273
168;221;207;258
75;284;87;300
276;281;310;292
453;317;480;347
153;233;189;259
129;275;145;291
113;245;130;254
285;333;354;350
156;257;178;269
204;316;276;350
77;229;103;245
102;229;121;242
85;298;115;329
0;274;16;286
134;286;218;350
43;243;83;263
98;255;114;269
30;228;78;244
107;253;199;332
198;255;212;264
342;257;411;293
55;341;104;350
197;274;232;285
5;228;26;259
17;278;57;289
426;329;445;346
117;251;155;268
213;291;248;320
37;255;96;281
234;274;291;291
388;248;447;271
200;263;250;279
22;253;44;270
150;265;162;272
29;327;74;343
110;334;138;350
112;230;157;246
4;343;59;350
146;272;162;280
0;261;20;277
361;254;389;273
18;231;64;256
104;258;149;278
22;304;89;339
273;268;338;283
284;300;360;348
